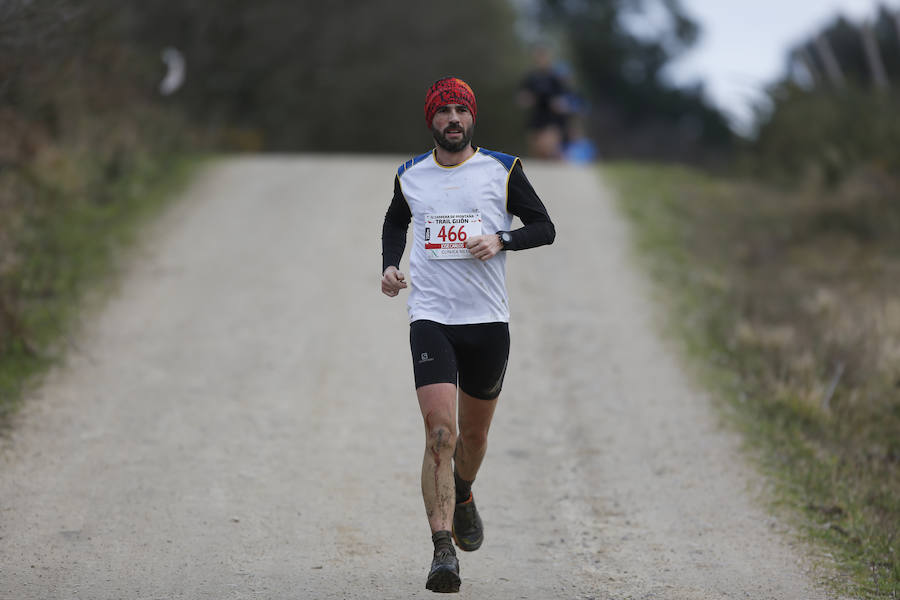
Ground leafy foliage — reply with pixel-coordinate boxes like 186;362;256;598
0;0;193;413
127;0;529;152
751;87;900;184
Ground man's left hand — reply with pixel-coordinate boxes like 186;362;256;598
466;234;502;261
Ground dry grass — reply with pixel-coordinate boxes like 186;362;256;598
607;163;900;599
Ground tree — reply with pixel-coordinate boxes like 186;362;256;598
753;6;900;181
127;0;529;152
787;6;900;90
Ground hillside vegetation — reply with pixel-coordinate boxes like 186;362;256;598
0;0;540;415
0;2;195;414
2;0;739;415
630;15;900;594
608;163;900;599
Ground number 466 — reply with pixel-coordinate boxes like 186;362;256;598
437;225;467;242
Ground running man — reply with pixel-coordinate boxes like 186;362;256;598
380;77;555;593
518;46;571;159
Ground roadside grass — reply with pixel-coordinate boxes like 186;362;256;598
0;149;202;421
605;163;900;599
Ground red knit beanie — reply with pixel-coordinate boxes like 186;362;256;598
424;77;477;127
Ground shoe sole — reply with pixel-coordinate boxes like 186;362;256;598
452;528;483;552
426;567;461;593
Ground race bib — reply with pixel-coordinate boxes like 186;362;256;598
423;212;482;259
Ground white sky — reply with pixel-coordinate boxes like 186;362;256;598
666;0;898;132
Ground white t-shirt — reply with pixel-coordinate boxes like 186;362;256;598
396;148;518;325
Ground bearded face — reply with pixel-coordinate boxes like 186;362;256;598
432;122;474;152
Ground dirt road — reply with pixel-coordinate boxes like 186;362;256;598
1;156;837;599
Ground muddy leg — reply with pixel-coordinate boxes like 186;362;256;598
417;383;458;532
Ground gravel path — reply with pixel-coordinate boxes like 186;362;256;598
0;156;838;599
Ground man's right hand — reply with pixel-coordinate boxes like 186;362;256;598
381;266;407;297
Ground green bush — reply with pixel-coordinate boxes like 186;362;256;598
750;87;900;185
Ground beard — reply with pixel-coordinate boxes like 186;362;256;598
432;122;474;153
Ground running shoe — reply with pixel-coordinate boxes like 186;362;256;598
452;492;483;551
425;547;460;593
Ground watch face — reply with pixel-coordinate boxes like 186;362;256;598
501;232;512;244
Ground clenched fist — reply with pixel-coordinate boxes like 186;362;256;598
381;266;407;297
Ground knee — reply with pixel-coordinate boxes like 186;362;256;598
426;424;457;454
458;427;488;452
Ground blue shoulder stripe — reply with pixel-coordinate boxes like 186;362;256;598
478;148;518;172
397;150;433;178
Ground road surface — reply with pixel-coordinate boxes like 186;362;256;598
0;156;838;599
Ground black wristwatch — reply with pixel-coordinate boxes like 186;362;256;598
497;231;512;250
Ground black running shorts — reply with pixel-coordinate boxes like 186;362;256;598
409;320;510;400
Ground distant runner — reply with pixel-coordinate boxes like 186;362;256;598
518;46;571;159
380;77;556;593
